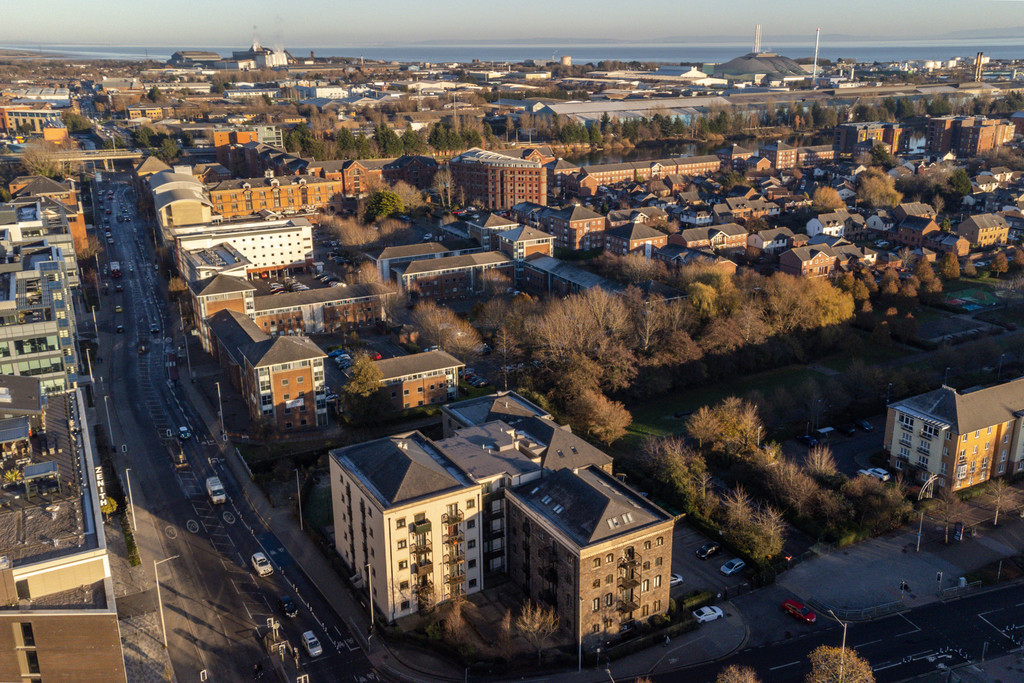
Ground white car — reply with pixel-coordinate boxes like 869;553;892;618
302;630;323;657
250;552;273;577
693;606;725;623
670;573;684;587
858;467;891;482
720;558;746;576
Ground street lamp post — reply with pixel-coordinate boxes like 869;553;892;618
998;353;1008;381
886;382;893;405
155;555;180;648
103;395;114;446
214;381;224;435
177;299;193;381
295;469;303;531
826;608;848;683
578;596;584;672
125;467;137;531
365;562;374;640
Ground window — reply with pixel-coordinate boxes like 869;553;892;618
643;561;651;571
606;574;613;585
643;541;651;550
642;579;650;592
605;593;613;606
593;558;601;568
397;540;407;550
987;426;993;434
20;623;34;647
467;540;476;549
898;413;914;428
469;579;477;588
593;579;601;588
468;559;476;568
467;519;475;529
654;575;662;588
593;598;600;612
655;557;663;567
606;553;614;563
654;600;662;612
401;600;410;610
398;560;407;570
400;581;409;590
466;499;475;509
656;536;664;546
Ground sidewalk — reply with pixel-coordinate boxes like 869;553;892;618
178;373;749;682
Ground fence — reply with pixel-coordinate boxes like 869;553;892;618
806;598;907;622
938;580;982;600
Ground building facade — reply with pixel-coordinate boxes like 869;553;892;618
374;351;464;410
450;148;547;210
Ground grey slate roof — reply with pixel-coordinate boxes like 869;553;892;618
191;273;257;297
892;377;1024;434
399;251;511;276
510;466;669;548
604;222;665;242
374;350;464;381
254;283;387;311
498;226;554;243
375;242;451;260
444;391;554;429
333;432;468;508
435;422;541;481
207;309;325;368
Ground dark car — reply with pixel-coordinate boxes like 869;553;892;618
796;434;819;447
278;594;298;618
836;424;857;435
696;541;721;559
855;419;874;432
115;284;123;292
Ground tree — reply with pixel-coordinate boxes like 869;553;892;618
989;478;1012;526
364;189;403;222
856;169;902;208
938;252;960;280
568;389;631;444
147;86;164;103
806;445;838;480
496;609;515;662
20;142;64;178
717;664;763;683
515;600;558;662
155;138;180;163
77;234;104;262
686;405;719;450
812;187;845;212
390;180;424;212
990;252;1009;278
494;326;521;391
100;496;118;521
340;354;389;422
936;487;967;544
806;645;875;683
433;168;453;210
948;168;972;197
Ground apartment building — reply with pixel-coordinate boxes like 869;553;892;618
126;105;164;120
2;199;80;286
603;222;668;257
0;106;62;135
383;155;439;189
206;174;345;219
884;377;1024;491
505;465;674;648
315;159;389;197
512;203;607;251
0;206;79;393
957;213;1010;247
467;213;520;250
926;116;1014;157
0;389;126;682
395;252;513;301
8;177;87;253
567;156;721;196
449;148;547;210
759;142;798;170
370;242;470;281
206;309;328;430
671;224;748;253
374;351;464;410
833;122;904;155
173;217;314;279
330;432;483;620
190;274;391;350
497;226;555;282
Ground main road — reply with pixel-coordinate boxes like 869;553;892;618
93;170;378;682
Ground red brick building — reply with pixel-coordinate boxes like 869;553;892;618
397;252;514;301
926;116;1014;157
206;174;345;218
779;245;837;278
671;224;748;253
759;142;799;170
314;159;389;196
374;350;464;410
382;155;439;189
602;222;668;257
449;148;547;210
512;203;607;251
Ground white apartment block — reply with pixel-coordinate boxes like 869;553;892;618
173;217;314;280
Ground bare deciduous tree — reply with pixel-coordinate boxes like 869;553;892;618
515;600;558;662
716;664;763;683
805;445;838;480
988;478;1013;527
936;487;967;544
806;644;875;683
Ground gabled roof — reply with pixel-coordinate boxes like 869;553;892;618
374;350;464;380
10;176;70;197
135;156;172;176
498;225;554;243
891;377;1024;434
958;213;1009;233
206;309;325;368
375;242;450;260
332;432;468;508
604;221;665;242
471;212;519;229
191;273;257;297
509;466;669;548
399;251;511;276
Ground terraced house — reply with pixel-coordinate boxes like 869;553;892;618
884;377;1024;492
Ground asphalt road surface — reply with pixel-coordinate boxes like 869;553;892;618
95;171;378;682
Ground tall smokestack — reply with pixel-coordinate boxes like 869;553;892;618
812;28;821;85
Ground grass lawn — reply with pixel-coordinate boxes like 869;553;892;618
303;483;333;529
622;364;825;449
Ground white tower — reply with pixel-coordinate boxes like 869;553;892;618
811;28;821;85
753;24;762;54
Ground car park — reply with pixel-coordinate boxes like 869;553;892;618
301;631;322;657
328;349;347;358
858;467;891;482
696;542;721;559
670;573;684;587
782;599;817;624
693;606;724;623
251;552;273;577
720;558;746;575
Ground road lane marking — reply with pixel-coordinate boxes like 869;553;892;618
896;612;921;636
769;661;801;671
978;613;1017;641
855;639;882;648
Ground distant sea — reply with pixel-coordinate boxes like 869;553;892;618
6;39;1024;65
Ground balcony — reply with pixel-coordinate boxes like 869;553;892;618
446;571;466;586
409;537;432;553
414;561;433;576
618;597;640;613
617;575;640;589
618;555;640;569
443;530;465;545
442;511;464;525
443;554;464;569
412;520;432;534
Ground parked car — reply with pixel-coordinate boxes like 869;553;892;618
177;426;191;440
371;352;383;360
696;542;721;560
796;434;819;447
836;424;857;435
855;419;874;432
328;349;347;358
782;599;817;624
278;594;298;618
250;552;273;577
301;631;322;657
693;606;725;624
720;558;746;576
858;467;891;482
670;573;684;587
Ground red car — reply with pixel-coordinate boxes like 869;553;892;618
782;599;816;624
371;352;383;360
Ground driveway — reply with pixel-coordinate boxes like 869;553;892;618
671;522;748;598
783;413;886;476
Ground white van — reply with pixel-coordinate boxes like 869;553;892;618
205;477;226;504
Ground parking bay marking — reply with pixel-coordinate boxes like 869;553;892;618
769;661;801;671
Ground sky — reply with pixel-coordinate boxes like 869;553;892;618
5;0;1024;47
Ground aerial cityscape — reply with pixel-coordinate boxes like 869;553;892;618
3;4;1024;682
